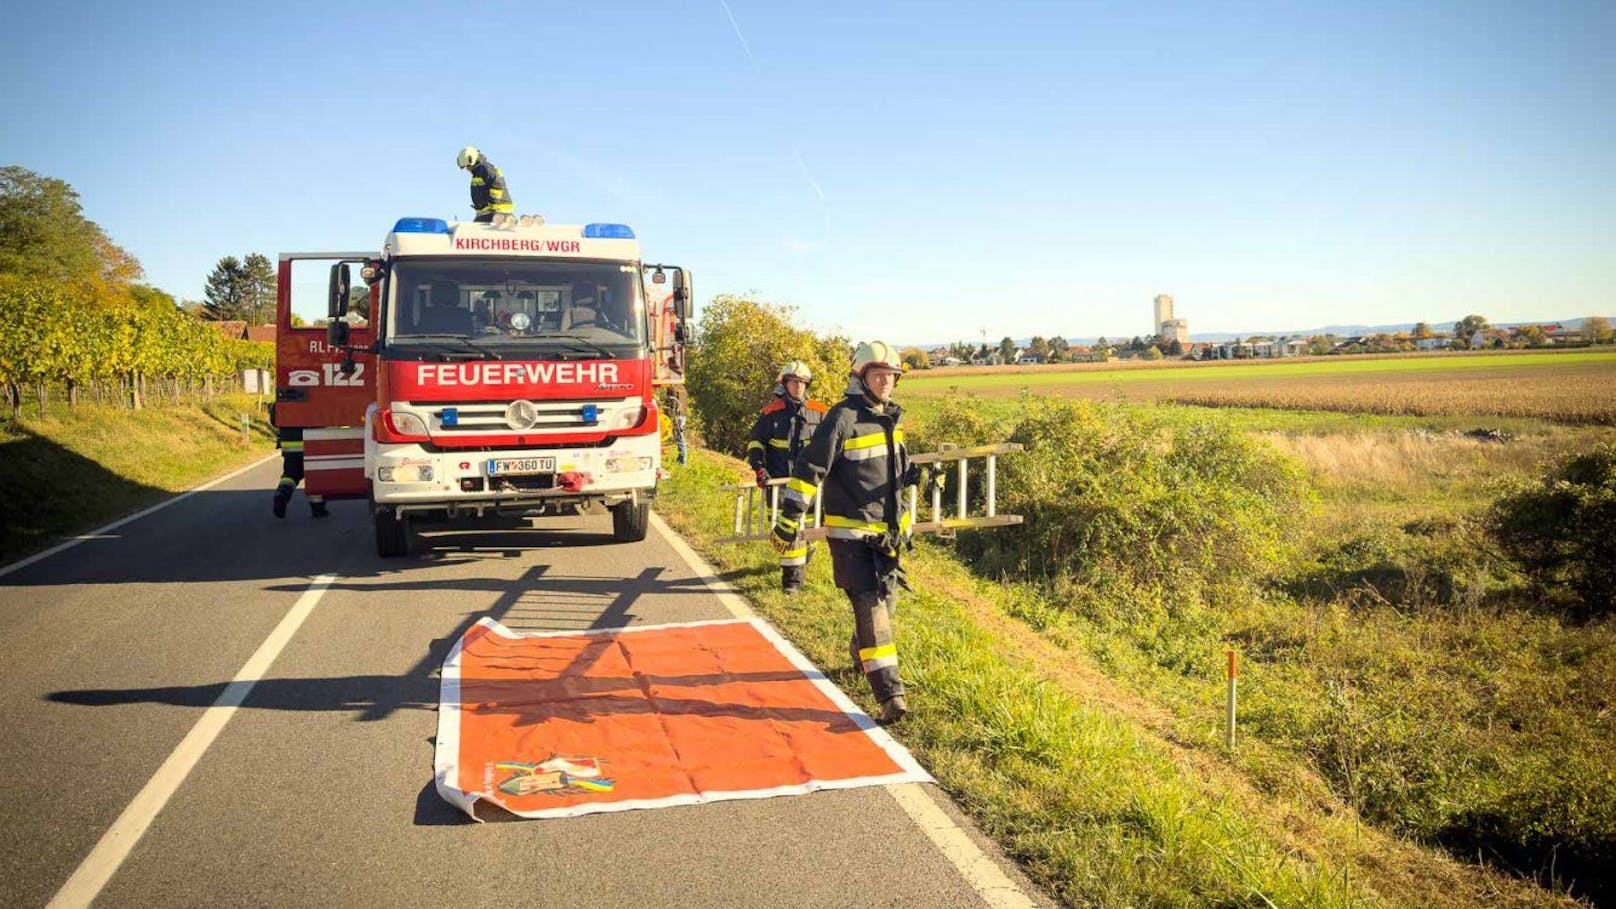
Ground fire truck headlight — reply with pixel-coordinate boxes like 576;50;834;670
606;406;647;431
388;411;429;436
377;467;394;482
417;466;434;482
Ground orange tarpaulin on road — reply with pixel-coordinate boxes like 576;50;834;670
435;617;931;821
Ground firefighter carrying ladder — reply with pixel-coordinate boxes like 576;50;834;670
715;442;1023;544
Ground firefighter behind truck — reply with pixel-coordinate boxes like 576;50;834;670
275;217;690;557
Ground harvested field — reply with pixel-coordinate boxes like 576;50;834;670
904;350;1616;424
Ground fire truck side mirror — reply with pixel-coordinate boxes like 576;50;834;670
328;262;352;321
672;269;693;323
327;318;350;349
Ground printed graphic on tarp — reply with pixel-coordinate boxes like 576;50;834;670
435;617;931;821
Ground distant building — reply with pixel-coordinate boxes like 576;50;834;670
1153;294;1174;327
1153;293;1189;344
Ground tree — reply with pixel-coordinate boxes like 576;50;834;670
1129;336;1144;351
1583;316;1612;344
240;253;276;325
0;166;142;285
1454;314;1489;348
900;346;931;370
998;336;1016;363
684;294;849;456
1167;339;1184;356
1516;325;1547;347
1142;345;1164;360
1411;321;1434;340
203;256;246;321
1026;336;1050;361
1048;334;1070;363
1095;336;1109;349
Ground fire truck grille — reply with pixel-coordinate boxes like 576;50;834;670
423;397;636;435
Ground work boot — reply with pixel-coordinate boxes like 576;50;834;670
310;501;330;519
879;695;909;725
272;491;289;519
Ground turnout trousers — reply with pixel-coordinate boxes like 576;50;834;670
274;429;325;516
828;539;904;704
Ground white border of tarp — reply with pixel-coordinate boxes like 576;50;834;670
434;616;932;821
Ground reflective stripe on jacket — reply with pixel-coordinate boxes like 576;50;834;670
468;158;514;214
747;396;827;477
778;393;912;543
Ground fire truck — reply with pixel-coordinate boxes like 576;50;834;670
273;217;690;557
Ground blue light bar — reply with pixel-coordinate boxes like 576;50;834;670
580;404;599;423
439;407;459;427
582;223;635;240
394;217;450;234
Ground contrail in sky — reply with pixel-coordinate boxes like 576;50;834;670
717;0;831;243
717;0;758;70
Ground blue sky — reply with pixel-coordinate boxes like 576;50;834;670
2;0;1611;343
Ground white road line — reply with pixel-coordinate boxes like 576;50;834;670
0;453;279;579
46;573;339;909
649;511;1042;909
649;511;756;621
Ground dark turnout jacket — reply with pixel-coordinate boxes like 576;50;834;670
747;395;828;478
468;158;513;215
777;393;916;544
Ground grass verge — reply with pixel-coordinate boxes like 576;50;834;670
0;395;277;562
654;447;1583;908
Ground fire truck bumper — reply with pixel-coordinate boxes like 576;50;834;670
369;432;659;516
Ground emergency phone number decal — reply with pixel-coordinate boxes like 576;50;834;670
288;363;368;387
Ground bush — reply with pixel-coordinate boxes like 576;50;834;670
939;399;1313;667
683;294;848;457
1284;519;1508;610
1486;443;1616;613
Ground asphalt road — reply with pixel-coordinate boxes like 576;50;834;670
0;458;1048;908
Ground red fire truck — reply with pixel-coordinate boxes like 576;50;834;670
273;217;690;557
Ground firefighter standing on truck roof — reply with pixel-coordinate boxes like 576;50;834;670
772;342;938;725
456;146;514;223
268;404;328;519
747;361;827;594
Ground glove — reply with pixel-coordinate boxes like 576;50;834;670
771;526;797;554
928;468;947;494
771;516;800;554
755;468;771;488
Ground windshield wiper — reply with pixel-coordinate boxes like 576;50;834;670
395;334;503;360
543;334;616;359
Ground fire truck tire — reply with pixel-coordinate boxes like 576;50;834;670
611;500;650;543
375;508;411;558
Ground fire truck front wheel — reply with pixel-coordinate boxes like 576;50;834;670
375;507;411;558
611;500;650;543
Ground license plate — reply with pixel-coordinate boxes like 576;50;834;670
488;457;556;476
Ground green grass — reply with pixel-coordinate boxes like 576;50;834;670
654;446;1582;909
0;394;277;561
904;350;1616;393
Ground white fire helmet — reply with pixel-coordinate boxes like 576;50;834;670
456;146;481;169
777;361;813;384
847;341;905;396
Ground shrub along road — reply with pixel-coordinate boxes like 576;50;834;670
0;458;1046;909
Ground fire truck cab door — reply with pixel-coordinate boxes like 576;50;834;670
275;251;378;499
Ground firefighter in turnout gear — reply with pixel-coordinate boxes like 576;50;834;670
456;146;514;223
772;342;935;724
747;361;827;594
269;406;327;519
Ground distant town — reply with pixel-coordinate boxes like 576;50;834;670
903;295;1615;369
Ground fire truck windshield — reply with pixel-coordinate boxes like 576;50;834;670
386;258;644;354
